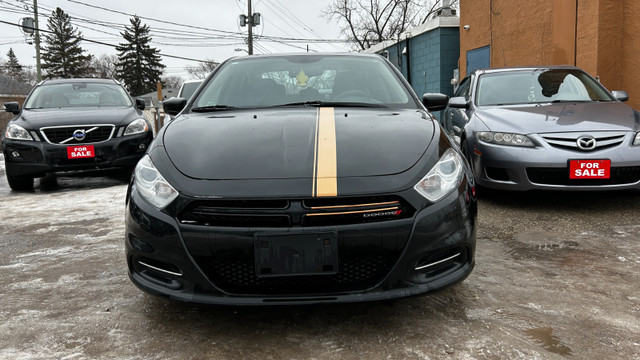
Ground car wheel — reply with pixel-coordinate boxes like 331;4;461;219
6;172;34;191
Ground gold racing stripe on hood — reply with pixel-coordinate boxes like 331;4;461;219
312;107;337;197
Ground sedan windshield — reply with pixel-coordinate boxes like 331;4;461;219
192;55;416;110
476;69;613;106
25;82;133;109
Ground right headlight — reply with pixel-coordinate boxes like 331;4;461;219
634;132;640;146
134;155;179;209
414;148;464;202
5;124;33;140
476;131;535;147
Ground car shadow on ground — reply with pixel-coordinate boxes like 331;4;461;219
35;168;132;193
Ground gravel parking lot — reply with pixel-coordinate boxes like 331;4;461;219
0;158;639;359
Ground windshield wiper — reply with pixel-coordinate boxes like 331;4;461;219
550;99;592;103
275;101;387;108
191;105;239;112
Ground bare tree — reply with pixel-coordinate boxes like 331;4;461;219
323;0;458;51
89;54;117;79
161;75;183;90
185;58;218;80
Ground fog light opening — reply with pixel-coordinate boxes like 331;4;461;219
11;150;20;158
138;143;146;150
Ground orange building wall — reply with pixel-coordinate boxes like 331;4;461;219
460;0;640;109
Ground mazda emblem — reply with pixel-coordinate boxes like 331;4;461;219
73;129;86;141
576;136;596;151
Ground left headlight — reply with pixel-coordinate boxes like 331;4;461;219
134;155;179;209
124;118;149;136
5;124;33;140
414;148;465;202
634;132;640;146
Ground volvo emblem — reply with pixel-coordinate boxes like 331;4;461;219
73;129;86;141
576;136;596;151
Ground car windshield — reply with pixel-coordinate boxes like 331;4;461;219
476;69;613;106
192;54;416;110
24;82;133;109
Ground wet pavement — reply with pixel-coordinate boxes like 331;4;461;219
0;162;639;359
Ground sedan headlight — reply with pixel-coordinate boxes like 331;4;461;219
134;155;179;209
476;131;535;147
634;132;640;146
5;124;33;140
414;148;464;202
124;118;149;136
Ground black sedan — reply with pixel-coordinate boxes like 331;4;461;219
442;66;640;191
125;53;477;305
2;78;153;190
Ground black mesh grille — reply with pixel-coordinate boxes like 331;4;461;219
41;125;114;144
527;166;640;185
178;196;414;228
198;253;395;295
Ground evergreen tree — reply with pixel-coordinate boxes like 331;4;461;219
115;16;165;96
41;7;92;78
5;48;25;82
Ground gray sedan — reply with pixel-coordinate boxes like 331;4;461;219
442;66;640;191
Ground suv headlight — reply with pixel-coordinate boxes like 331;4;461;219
5;124;33;140
414;148;464;202
124;118;149;135
634;132;640;146
134;155;178;209
476;131;535;147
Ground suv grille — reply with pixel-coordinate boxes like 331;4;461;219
40;125;115;144
178;196;415;228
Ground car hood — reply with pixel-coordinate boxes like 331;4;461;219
163;108;434;180
474;101;640;134
18;107;141;129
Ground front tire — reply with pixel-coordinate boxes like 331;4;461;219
6;172;34;191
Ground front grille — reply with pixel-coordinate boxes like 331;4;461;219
527;166;640;185
540;131;626;151
178;196;415;228
197;253;396;295
41;125;115;144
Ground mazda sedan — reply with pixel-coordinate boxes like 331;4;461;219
2;78;153;190
442;66;640;191
125;53;477;305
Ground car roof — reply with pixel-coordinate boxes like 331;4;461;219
38;78;121;86
226;52;384;62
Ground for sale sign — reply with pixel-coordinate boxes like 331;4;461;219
569;159;610;179
67;145;95;159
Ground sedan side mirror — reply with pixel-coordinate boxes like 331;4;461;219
4;101;21;115
163;97;187;116
611;90;629;102
135;97;146;110
422;93;450;112
448;97;470;109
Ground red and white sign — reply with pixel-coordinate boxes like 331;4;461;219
67;145;95;159
569;159;610;179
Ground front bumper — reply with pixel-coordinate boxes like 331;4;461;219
469;138;640;191
125;185;477;306
2;132;152;178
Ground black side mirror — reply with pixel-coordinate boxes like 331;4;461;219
163;97;187;116
135;98;146;110
611;91;629;102
448;96;470;109
422;93;449;112
4;102;21;115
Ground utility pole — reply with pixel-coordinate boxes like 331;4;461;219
239;0;260;55
33;0;42;81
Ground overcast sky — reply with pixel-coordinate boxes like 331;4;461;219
0;0;350;79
